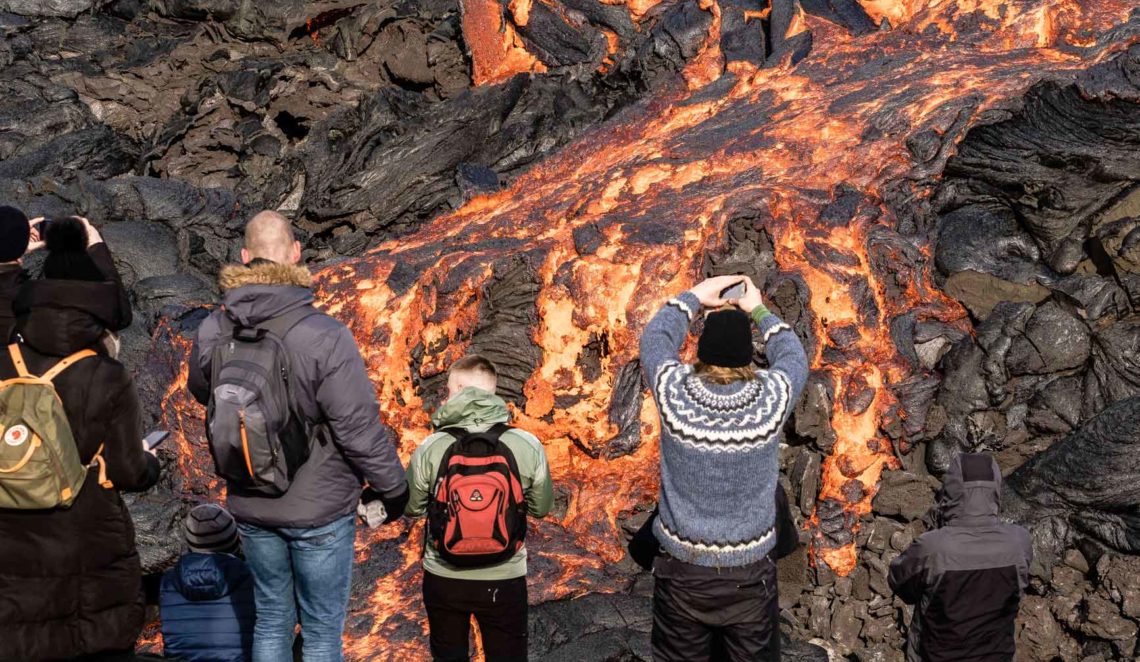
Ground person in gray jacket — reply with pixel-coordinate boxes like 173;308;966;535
188;211;408;662
888;452;1033;662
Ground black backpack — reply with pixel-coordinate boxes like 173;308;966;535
427;424;528;568
206;307;318;496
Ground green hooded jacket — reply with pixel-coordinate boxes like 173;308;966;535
405;387;554;581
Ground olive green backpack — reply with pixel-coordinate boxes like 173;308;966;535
0;344;106;509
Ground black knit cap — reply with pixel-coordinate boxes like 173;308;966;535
0;206;29;263
185;504;241;555
42;217;104;282
697;308;753;368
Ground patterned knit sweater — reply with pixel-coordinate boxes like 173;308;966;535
640;291;809;567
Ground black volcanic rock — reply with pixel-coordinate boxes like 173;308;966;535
0;0;105;17
1006;396;1140;572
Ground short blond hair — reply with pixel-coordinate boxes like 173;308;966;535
451;355;498;383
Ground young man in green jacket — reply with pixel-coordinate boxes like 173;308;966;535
405;355;554;662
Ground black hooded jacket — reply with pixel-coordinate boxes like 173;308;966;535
0;244;158;660
188;260;406;529
0;263;25;344
888;453;1033;662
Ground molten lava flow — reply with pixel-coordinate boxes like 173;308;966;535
151;320;221;496
154;0;1139;658
461;0;726;87
461;0;547;85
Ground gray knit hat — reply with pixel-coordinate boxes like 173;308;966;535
184;504;240;554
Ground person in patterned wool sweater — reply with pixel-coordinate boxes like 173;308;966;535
640;274;809;661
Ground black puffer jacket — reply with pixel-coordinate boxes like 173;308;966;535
188;260;406;528
0;264;25;344
888;453;1033;662
0;261;159;660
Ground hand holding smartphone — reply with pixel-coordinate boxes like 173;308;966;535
719;280;746;301
143;430;169;452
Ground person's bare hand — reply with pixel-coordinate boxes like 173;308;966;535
689;275;747;308
78;217;103;247
737;276;764;314
25;217;45;254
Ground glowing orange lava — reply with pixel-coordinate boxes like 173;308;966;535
151;0;1139;658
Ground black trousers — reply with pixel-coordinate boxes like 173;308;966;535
422;571;529;662
652;554;780;662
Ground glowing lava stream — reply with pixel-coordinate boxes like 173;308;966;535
152;0;1139;658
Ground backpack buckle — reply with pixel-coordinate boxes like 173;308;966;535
233;326;268;342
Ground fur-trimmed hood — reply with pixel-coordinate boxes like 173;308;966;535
219;260;315;328
219;261;312;291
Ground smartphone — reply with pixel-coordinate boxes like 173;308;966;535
719;280;746;300
143;430;170;451
34;218;52;235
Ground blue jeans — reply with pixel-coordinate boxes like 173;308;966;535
238;514;357;662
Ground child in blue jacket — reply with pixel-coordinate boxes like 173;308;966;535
160;504;255;662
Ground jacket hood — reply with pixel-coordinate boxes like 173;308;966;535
14;279;121;356
431;387;510;431
219;261;314;327
171;553;246;601
936;452;1002;526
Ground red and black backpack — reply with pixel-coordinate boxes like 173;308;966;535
427;423;527;568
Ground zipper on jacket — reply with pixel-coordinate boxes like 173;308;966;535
239;410;255;479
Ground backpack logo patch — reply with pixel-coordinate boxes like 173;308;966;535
469;489;484;502
4;425;29;447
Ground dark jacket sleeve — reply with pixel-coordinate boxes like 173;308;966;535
315;326;406;497
87;242;132;332
888;537;929;605
187;313;221;405
102;368;159;492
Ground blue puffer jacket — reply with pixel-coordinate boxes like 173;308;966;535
160;553;256;662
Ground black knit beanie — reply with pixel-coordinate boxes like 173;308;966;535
0;206;29;262
697;309;753;368
42;217;104;282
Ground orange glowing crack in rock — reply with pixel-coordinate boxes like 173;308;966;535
151;0;1138;658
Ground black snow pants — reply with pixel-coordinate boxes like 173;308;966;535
651;554;780;661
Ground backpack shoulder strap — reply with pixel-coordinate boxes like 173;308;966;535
436;427;468;443
437;423;511;446
257;306;322;341
41;349;98;382
7;344;29;378
486;423;511;438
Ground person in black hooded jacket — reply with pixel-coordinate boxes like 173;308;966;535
0;205;34;343
0;216;158;660
888;452;1033;662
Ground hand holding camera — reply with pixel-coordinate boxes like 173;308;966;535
26;216;103;257
689;275;764;313
26;217;47;254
